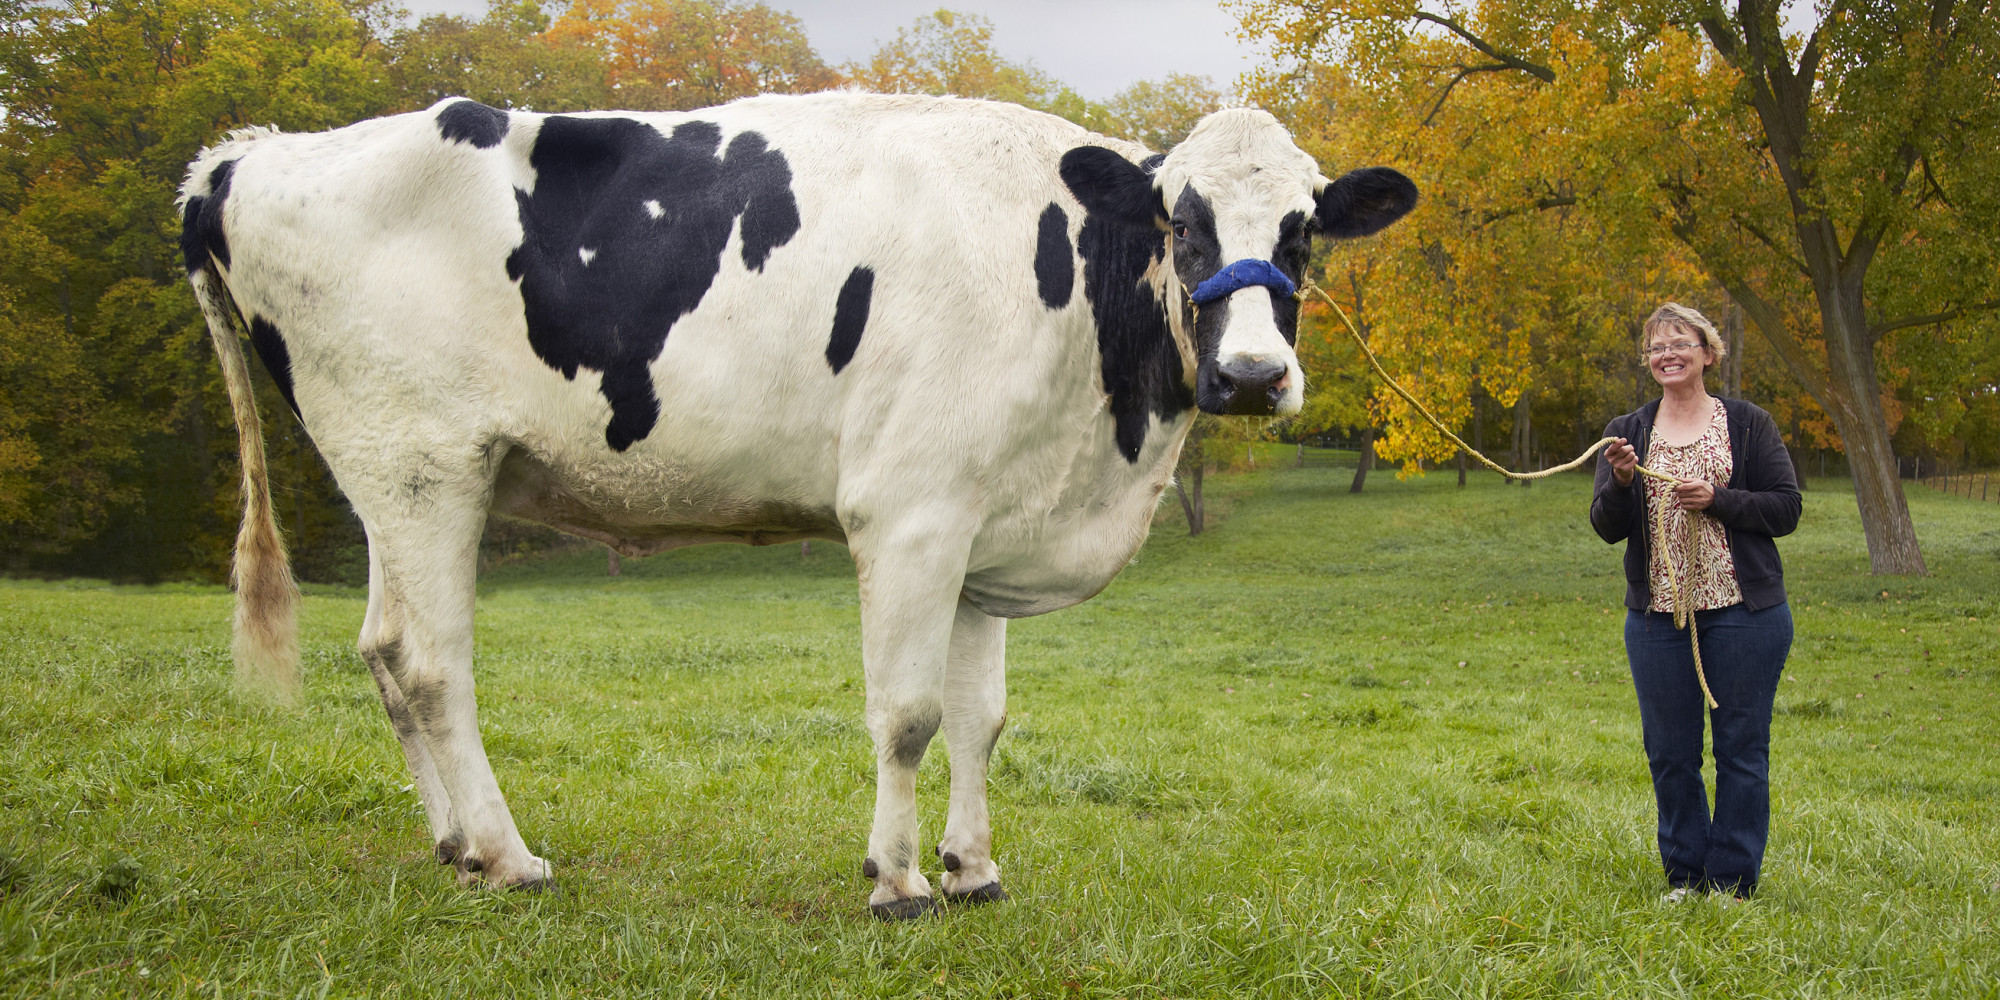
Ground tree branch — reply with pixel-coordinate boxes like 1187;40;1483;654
1917;155;1953;208
1660;181;1832;407
1421;62;1513;125
1477;195;1579;228
1410;11;1556;83
1727;211;1810;277
1696;4;1744;69
1795;0;1852;88
1870;299;2000;340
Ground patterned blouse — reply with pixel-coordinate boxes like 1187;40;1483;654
1645;398;1742;613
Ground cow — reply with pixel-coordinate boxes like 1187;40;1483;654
181;92;1416;918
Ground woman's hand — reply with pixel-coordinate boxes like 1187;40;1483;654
1605;437;1638;486
1673;478;1715;512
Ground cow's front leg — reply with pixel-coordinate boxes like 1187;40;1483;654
853;520;971;920
937;597;1007;903
355;485;549;891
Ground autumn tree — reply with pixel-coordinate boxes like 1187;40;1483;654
846;9;1115;130
1102;72;1228;150
551;0;837;111
1251;57;1695;496
0;0;401;578
387;0;608;112
1240;0;2000;573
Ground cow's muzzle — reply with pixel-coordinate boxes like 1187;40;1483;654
1206;358;1290;415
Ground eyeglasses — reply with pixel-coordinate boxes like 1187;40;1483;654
1643;341;1703;357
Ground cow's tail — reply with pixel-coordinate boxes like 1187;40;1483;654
191;265;302;700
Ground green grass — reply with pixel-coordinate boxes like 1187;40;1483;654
3;462;1997;998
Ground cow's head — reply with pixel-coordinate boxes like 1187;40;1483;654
1061;110;1417;416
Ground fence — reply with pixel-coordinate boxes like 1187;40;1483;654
1921;470;1997;502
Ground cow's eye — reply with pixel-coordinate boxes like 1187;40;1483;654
1172;221;1189;240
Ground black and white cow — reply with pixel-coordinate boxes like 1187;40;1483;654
182;92;1415;918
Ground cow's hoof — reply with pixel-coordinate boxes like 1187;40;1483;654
869;896;937;921
944;882;1008;906
506;872;554;893
453;853;552;891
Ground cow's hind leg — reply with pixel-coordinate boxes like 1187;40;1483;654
853;520;971;920
351;462;549;890
937;598;1007;903
357;539;454;850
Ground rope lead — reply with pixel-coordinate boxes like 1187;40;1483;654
1301;279;1719;709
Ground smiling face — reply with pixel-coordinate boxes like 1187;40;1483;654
1646;324;1716;391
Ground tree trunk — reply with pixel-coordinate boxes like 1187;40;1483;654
1722;301;1744;398
606;546;621;576
1513;395;1533;490
1457;448;1467;487
1823;307;1925;573
1175;464;1204;535
1472;391;1487;479
1296;441;1305;468
1350;427;1375;493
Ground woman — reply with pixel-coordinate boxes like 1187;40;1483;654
1590;303;1802;901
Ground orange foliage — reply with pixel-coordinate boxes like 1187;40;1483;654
549;0;839;111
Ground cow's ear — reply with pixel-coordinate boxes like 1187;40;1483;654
1316;167;1419;238
1060;146;1164;229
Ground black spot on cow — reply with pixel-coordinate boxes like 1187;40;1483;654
507;116;802;451
1073;210;1192;463
179;159;237;274
436;100;509;149
1061;145;1193;461
826;266;873;373
1270;210;1310;345
247;316;300;418
1032;203;1073;309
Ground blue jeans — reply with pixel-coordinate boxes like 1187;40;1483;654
1625;602;1792;895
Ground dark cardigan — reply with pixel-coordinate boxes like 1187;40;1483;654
1589;397;1802;612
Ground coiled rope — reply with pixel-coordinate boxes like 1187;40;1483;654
1299;278;1719;708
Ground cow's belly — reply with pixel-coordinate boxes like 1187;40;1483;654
489;444;843;557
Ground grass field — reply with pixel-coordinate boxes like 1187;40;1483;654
3;459;1996;998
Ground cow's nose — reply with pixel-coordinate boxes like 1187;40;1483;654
1217;358;1288;414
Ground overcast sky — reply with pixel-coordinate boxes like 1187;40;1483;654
401;1;1822;103
402;0;1268;101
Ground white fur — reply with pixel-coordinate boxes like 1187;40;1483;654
182;93;1334;906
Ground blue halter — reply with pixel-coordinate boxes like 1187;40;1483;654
1189;259;1297;306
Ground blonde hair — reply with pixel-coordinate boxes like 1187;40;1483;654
1641;303;1727;368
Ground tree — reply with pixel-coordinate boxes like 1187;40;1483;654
387;0;608;112
1252;57;1700;490
1172;414;1271;534
1239;0;2000;574
550;0;836;111
846;9;1113;131
0;0;399;578
1102;72;1227;151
